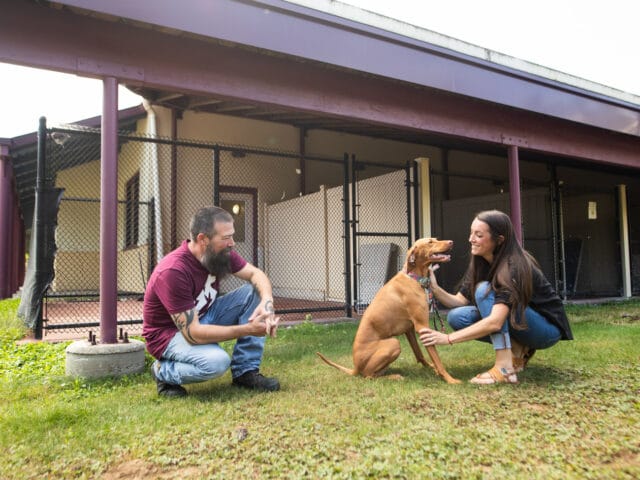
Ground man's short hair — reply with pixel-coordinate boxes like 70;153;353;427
190;206;233;240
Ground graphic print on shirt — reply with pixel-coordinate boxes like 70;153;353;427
195;274;218;316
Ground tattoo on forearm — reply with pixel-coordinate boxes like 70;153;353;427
265;300;274;314
171;309;199;344
171;312;185;330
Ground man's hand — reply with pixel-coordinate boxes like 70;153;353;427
248;299;280;337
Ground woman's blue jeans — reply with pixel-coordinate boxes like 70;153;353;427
155;284;265;385
447;281;561;351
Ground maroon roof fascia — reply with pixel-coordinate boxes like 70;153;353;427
51;0;640;137
0;0;638;170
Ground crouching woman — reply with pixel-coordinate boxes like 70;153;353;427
419;210;573;384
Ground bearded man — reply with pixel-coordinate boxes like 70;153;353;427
143;206;280;397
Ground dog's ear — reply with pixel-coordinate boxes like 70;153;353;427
407;244;418;264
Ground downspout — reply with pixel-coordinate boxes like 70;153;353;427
142;100;163;263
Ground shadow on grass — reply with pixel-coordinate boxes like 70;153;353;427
380;360;586;388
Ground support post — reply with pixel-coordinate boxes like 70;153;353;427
617;185;632;298
414;157;431;238
508;145;523;245
0;146;12;299
100;77;118;344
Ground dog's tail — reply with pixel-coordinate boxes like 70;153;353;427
316;352;357;376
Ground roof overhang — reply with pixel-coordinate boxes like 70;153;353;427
50;0;639;137
1;0;638;171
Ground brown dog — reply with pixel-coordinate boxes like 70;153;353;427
317;238;461;384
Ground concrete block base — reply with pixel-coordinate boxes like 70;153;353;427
65;339;146;379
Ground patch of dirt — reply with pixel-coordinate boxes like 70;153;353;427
524;403;550;413
619;313;640;323
605;449;640;468
102;459;206;480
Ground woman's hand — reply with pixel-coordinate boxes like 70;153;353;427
418;327;450;347
427;264;470;309
428;264;440;286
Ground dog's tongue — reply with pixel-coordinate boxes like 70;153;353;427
430;254;451;263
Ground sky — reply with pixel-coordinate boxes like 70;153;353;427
340;0;640;95
0;64;144;139
1;0;638;138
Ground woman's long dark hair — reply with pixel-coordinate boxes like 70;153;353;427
465;210;537;329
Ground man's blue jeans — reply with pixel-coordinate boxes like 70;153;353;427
155;284;265;385
447;281;561;350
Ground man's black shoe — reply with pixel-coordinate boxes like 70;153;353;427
150;364;187;398
232;370;280;392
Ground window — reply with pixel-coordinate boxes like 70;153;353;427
125;172;140;248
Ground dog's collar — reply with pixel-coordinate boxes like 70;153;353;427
405;270;444;330
405;271;430;289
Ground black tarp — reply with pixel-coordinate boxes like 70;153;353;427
18;186;64;333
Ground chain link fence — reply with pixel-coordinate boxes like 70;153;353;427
39;128;156;337
350;158;415;313
31;127;411;338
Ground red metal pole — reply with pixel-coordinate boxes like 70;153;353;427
12;201;21;295
100;77;118;343
0;147;12;299
508;145;523;245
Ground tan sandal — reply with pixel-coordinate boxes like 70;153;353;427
512;348;536;373
470;366;519;385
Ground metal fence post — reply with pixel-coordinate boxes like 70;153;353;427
350;153;359;310
412;160;421;241
405;162;412;248
32;117;47;339
147;197;156;277
213;146;220;206
342;153;352;317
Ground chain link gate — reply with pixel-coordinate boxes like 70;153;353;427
348;155;415;314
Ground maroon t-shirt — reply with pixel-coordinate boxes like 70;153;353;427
142;240;247;359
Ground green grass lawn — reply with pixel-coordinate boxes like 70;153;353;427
0;298;638;479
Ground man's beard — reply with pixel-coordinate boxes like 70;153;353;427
201;247;232;279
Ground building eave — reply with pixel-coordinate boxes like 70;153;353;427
52;0;640;137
